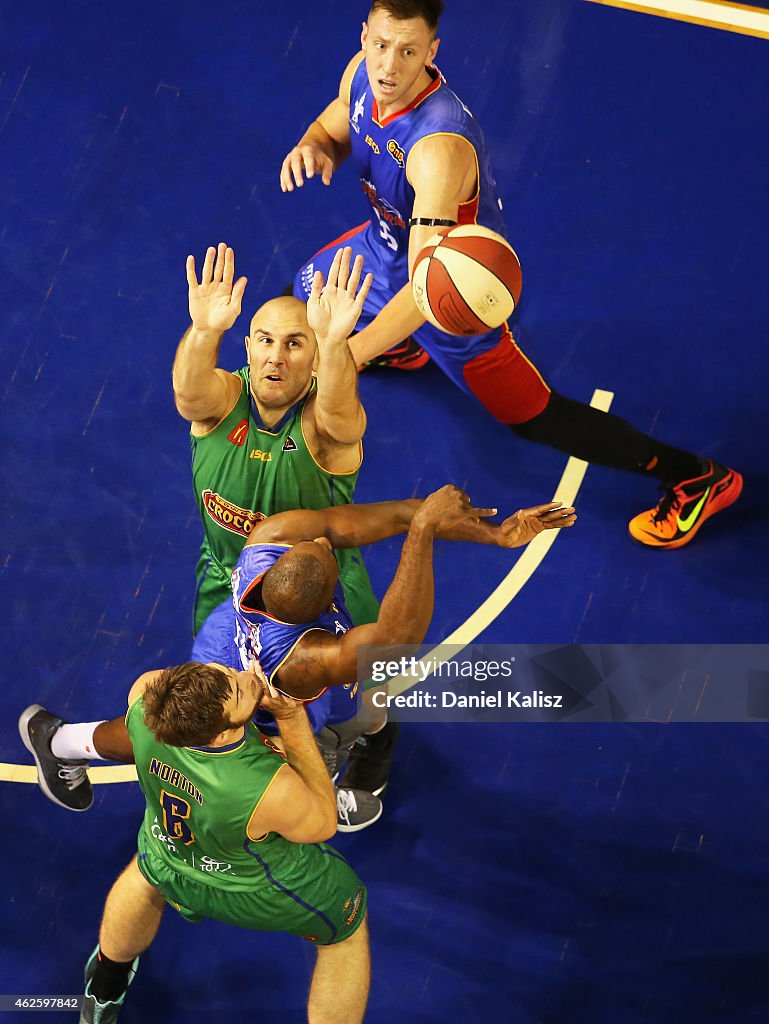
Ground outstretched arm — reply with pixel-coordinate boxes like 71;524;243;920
173;243;247;429
277;487;489;697
279;53;362;192
245;493;575;552
307;247;372;446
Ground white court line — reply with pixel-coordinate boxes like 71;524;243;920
2;388;614;785
2;761;138;785
585;0;769;39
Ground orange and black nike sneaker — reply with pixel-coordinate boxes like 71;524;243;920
364;336;430;371
629;461;743;549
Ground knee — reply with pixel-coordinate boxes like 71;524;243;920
509;389;560;439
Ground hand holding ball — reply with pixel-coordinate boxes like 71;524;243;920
411;225;522;335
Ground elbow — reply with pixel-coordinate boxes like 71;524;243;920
295;819;337;844
172;388;195;421
317;821;338;843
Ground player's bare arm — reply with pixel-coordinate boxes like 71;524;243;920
245;492;575;552
247;694;336;843
304;246;372;460
275;487;494;697
347;134;477;366
279;53;363;192
173;243;246;431
405;134;477;269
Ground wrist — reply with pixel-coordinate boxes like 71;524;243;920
408;515;436;540
187;325;225;344
273;706;309;727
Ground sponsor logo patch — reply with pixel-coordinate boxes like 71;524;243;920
249;448;273;462
361;178;406;229
365;133;380;155
387;139;405;167
228;419;249;446
282;436;297;452
202;490;265;537
343;886;365;927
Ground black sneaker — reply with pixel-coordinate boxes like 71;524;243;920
338;721;400;797
81;946;139;1024
18;705;93;812
315;726;357;780
335;787;383;833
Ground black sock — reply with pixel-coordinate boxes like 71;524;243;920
510;390;704;482
89;948;134;1003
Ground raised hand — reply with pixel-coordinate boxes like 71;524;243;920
186;243;248;333
414;485;497;534
280;142;335;192
497;503;577;548
306;247;373;344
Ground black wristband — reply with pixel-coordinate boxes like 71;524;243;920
407;217;458;228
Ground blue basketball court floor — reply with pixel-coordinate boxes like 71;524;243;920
1;1;768;1021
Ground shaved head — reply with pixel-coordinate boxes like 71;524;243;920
261;543;338;623
246;295;317;417
249;295;311;337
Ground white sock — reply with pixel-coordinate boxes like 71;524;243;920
50;722;108;761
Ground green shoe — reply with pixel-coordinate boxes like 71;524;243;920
80;946;139;1024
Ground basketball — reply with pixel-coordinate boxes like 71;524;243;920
411;225;522;335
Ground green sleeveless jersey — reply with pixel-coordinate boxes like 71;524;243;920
127;696;304;892
190;367;378;632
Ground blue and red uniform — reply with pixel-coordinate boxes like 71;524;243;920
293;59;550;424
190;543;359;733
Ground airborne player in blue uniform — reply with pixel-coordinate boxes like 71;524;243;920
280;0;742;551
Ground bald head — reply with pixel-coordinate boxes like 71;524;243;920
249;295;312;339
261;543;338;623
246;295;317;416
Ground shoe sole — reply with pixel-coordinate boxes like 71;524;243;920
630;471;743;550
18;704;92;812
336;801;384;833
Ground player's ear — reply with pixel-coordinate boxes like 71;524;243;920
245;335;251;363
361;22;368;48
428;37;440;65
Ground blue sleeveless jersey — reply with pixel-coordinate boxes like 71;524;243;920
294;59;516;383
231;543;358;707
347;59;506;281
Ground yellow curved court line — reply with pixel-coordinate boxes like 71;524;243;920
585;0;769;40
387;388;614;696
1;388;613;786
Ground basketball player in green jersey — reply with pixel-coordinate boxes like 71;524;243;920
177;242;379;635
178;242;395;802
79;665;370;1024
77;484;561;1022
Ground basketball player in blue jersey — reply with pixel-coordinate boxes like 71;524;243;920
20;487;576;824
280;0;741;552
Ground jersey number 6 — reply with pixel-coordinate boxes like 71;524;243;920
161;789;195;846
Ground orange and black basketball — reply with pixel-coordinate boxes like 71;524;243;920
411;225;522;335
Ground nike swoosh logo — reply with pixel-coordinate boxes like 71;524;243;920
677;487;710;531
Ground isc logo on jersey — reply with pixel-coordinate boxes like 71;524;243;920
202;490;265;537
365;134;380;155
